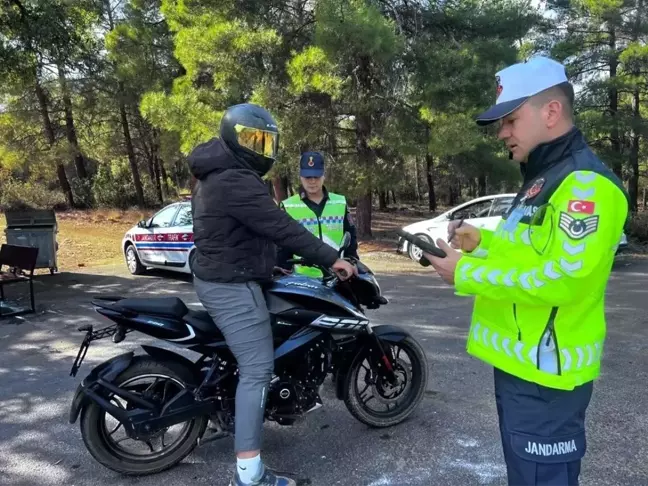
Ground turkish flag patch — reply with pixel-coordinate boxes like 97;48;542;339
567;200;595;214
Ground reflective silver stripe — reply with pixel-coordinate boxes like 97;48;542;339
491;331;500;351
560;258;583;274
502;337;513;357
487;270;501;285
544;261;561;280
575;347;584;369
473;322;481;342
472;266;486;283
585;344;594;366
471;324;603;373
472;248;489;258
527;345;538;366
521;228;531;245
573;187;594;199
563;241;585;256
459;262;473;282
514;342;525;363
562;349;572;371
503;270;515;287
575;172;596;184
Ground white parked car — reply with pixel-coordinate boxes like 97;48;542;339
397;194;516;261
122;201;195;275
397;193;628;261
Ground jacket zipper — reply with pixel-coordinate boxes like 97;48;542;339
513;304;521;340
537;306;561;375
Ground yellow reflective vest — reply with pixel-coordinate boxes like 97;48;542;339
454;129;629;390
281;192;347;277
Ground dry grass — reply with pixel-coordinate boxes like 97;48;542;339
0;209;147;273
0;208;428;275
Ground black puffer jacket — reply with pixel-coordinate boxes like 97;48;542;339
188;137;339;283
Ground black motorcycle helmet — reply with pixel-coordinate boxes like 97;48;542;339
220;103;279;176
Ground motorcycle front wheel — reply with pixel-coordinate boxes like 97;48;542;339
343;335;428;428
79;356;208;475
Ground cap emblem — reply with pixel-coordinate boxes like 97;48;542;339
496;75;503;99
308;156;315;167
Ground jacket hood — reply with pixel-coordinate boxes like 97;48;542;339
187;137;252;179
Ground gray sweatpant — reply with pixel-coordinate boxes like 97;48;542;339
193;275;274;453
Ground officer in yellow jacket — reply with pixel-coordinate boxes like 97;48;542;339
277;151;359;277
424;57;629;485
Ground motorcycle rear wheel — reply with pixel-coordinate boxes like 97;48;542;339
343;335;428;428
79;356;208;475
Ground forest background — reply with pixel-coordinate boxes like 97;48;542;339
2;0;648;251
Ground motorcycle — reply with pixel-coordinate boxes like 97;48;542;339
67;233;428;476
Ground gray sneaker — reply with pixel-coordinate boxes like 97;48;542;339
229;465;297;486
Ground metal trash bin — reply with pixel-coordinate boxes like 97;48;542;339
3;209;58;274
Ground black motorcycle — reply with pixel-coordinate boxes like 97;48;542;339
67;233;428;475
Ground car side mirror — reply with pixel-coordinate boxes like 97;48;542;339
137;220;148;228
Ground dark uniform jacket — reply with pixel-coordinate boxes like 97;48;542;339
187;137;339;283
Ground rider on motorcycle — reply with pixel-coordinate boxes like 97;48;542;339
187;103;357;486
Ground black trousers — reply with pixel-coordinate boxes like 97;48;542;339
494;368;594;486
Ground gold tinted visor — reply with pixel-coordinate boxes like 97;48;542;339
235;124;278;159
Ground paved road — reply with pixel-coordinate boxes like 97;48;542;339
1;258;647;486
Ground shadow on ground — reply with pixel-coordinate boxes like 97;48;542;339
0;257;647;485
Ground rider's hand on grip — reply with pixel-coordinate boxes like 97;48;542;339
332;259;357;280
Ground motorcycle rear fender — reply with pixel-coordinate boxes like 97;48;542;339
140;344;199;373
68;351;134;424
334;324;410;400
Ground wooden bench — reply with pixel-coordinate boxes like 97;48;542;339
0;244;39;318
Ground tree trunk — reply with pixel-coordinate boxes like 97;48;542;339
354;55;375;239
608;27;623;179
414;157;421;202
425;152;436;211
378;190;388;210
58;64;88;179
152;157;163;204
627;2;642;213
355;193;372;239
478;174;487;197
34;77;75;208
159;159;170;198
272;176;287;202
119;97;145;207
390;190;397;205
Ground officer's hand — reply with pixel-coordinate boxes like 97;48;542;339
332;259;357;280
448;221;481;252
424;239;462;285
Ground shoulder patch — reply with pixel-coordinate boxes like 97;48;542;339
559;212;599;240
525;177;545;200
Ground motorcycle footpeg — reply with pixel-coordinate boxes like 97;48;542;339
197;428;231;446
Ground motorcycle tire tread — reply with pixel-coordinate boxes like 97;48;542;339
79;355;208;476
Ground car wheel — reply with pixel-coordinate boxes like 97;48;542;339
125;244;145;275
407;233;432;261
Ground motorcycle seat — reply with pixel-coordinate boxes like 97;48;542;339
183;310;224;339
118;297;189;319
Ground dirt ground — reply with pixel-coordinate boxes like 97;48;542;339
1;206;438;275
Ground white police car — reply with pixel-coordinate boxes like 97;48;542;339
122;201;194;275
